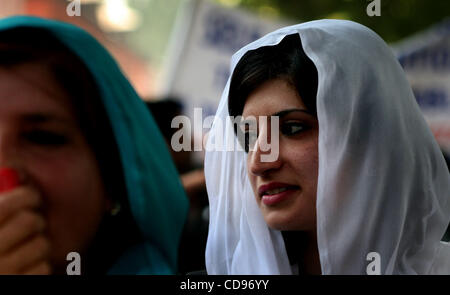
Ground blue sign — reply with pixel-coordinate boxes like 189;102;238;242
203;8;263;54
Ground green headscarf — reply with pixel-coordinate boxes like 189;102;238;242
0;16;189;274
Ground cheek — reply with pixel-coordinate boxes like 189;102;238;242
246;154;258;196
284;137;319;192
27;147;105;209
24;146;107;262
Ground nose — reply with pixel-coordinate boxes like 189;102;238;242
248;129;282;177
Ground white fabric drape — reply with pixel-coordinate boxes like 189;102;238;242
204;20;450;274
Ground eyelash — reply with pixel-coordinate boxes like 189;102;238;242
280;122;308;136
23;130;68;146
242;122;308;152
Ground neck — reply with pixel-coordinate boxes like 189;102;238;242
301;231;321;275
282;230;321;275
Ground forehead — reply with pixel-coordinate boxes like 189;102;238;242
242;78;306;117
0;63;75;121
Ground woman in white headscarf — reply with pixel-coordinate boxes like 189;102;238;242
204;19;450;275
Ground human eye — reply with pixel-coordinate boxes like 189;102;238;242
280;121;308;136
22;130;69;146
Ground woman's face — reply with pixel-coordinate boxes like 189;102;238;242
242;78;319;231
0;63;108;271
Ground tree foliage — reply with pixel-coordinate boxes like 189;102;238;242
226;0;450;42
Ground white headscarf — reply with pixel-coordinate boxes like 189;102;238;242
204;19;450;275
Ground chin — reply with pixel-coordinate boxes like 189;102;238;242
264;216;304;231
263;208;316;231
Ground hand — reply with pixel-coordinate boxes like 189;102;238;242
0;186;52;274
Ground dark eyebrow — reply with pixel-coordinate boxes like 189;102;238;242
240;108;315;125
21;113;73;125
271;108;315;118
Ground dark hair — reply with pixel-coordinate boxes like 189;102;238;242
443;150;450;242
443;151;450;172
0;27;142;274
228;34;318;118
146;98;183;141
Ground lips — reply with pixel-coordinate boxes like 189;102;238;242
258;182;299;206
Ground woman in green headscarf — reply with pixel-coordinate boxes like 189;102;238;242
0;16;188;275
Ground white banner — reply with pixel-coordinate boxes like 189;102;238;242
162;0;290;119
394;19;450;153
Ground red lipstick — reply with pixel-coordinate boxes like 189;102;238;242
258;182;299;206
